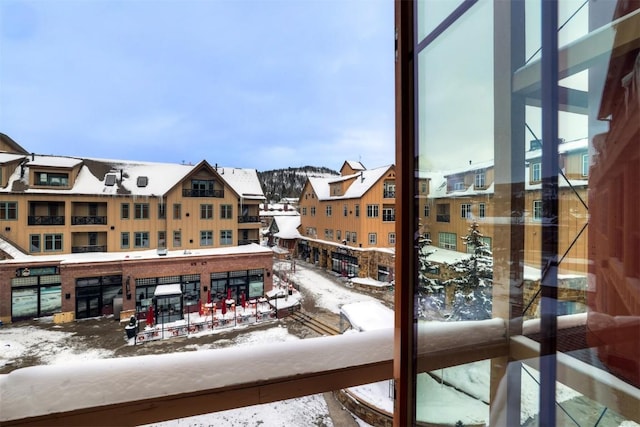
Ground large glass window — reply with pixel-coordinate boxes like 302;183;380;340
398;1;639;425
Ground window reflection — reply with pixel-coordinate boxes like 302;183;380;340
408;0;640;425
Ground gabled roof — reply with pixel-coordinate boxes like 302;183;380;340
0;155;264;199
216;166;265;201
343;160;366;171
0;133;29;155
271;216;302;239
307;165;394;201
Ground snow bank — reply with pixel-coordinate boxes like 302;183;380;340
0;329;393;421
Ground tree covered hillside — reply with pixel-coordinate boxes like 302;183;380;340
258;166;339;202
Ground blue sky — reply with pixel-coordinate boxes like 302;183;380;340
0;0;395;171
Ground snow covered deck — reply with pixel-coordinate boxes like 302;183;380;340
1;317;638;426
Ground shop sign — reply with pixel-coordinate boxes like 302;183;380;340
15;266;59;277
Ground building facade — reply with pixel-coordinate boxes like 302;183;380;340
298;161;396;281
0;135;272;324
420;138;589;276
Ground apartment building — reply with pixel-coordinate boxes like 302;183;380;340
0;134;272;324
298;160;396;282
419;138;589;276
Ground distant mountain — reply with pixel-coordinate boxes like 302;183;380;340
258;166;339;202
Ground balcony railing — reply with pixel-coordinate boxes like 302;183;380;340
71;216;107;225
0;321;506;426
238;215;260;223
27;216;65;226
436;214;450;223
238;239;260;245
383;190;395;198
4;317;633;427
382;214;395;222
182;189;225;198
72;245;107;253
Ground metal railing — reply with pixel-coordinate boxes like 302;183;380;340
71;216;107;225
238;215;260;223
182;189;225;198
27;216;65;226
71;245;107;253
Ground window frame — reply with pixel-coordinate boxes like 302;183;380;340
200;230;213;246
44;233;63;252
134;231;149;248
368;232;377;245
121;232;130;249
220;230;233;245
200;204;214;220
134;203;149;220
0;201;18;220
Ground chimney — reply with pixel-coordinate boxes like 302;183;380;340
360;171;364;182
31;153;35;161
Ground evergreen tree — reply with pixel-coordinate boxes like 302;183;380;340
444;221;493;321
416;227;445;319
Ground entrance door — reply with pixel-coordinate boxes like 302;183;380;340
76;286;101;319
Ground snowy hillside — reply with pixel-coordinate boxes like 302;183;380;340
258;166;339;202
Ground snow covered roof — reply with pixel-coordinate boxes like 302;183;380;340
341;301;394;332
215;166;265;201
345;160;366;171
272;216;302;239
25;155;83;168
0;153;26;164
526;138;588;161
308;165;393;201
154;284;182;296
0;155;264;199
0;243;272;265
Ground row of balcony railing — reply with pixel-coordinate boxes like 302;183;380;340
25;215;261;226
181;188;225;198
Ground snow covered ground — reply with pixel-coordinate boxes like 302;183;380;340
1;259;638;426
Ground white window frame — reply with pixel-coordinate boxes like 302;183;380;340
368;233;377;245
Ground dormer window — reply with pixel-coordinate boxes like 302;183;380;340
474;171;485;188
454;182;465;191
531;162;541;182
35;172;69;187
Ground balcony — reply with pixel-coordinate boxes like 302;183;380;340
71;216;107;225
238;215;260;223
182;189;225;198
2;317;636;426
383;190;395;198
436;214;450;223
382;214;395;222
27;216;65;226
239;239;260;245
71;245;107;253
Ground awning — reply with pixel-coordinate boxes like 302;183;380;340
154;284;182;297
